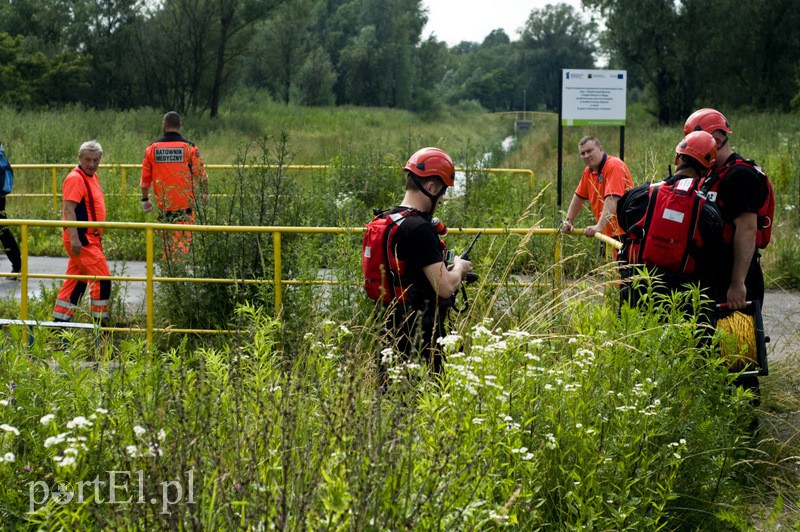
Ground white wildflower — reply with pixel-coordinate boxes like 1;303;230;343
44;433;69;448
40;414;55;426
56;455;76;468
503;329;532;340
437;334;462;347
0;424;19;435
66;416;93;429
3;452;13;462
471;325;494;339
95;407;108;415
0;400;8;407
133;425;146;438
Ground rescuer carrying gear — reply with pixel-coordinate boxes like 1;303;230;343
362;147;471;380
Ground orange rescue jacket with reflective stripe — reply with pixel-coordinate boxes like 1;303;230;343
140;132;207;212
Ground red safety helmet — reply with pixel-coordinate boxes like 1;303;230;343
676;131;717;168
404;147;455;187
683;108;732;136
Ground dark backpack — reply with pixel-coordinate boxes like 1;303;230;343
620;176;722;275
0;144;13;195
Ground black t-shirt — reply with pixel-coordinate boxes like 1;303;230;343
713;153;767;224
388;207;446;310
707;153;767;301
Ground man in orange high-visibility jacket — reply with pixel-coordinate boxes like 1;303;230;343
53;140;111;324
561;135;634;240
140;111;208;259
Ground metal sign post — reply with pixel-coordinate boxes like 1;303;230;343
557;69;627;209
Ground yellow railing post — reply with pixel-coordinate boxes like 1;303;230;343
554;232;563;291
145;227;154;345
121;167;128;201
19;225;29;323
273;231;282;317
51;168;58;212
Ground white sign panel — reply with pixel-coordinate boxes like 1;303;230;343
562;69;627;126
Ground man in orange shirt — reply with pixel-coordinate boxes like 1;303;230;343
561;136;633;240
140;111;208;259
53;140;111;324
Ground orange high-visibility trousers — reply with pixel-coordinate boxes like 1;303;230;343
158;209;194;260
52;235;111;321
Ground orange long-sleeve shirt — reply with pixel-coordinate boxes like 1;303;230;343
140;132;207;212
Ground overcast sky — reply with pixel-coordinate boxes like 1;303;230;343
421;0;585;46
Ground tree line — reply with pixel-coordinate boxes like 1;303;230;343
1;0;798;123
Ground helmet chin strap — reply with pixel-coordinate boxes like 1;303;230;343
411;175;447;216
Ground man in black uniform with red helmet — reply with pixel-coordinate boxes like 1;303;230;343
684;108;770;414
363;147;471;377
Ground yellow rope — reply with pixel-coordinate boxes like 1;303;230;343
717;311;758;371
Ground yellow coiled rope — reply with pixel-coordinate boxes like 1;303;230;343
717;311;758;371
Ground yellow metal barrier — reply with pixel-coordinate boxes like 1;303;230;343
0;219;615;343
10;164;535;206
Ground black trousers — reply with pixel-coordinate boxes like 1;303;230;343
380;304;447;381
0;195;21;272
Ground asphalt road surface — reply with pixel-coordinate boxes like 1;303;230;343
0;255;148;315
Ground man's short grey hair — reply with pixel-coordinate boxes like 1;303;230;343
78;140;103;157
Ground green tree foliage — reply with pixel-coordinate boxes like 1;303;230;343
243;0;315;104
694;0;800;111
439;30;519;112
335;0;426;108
585;0;800;122
583;0;682;123
0;33;90;108
1;0;797;119
293;45;338;106
130;0;282;116
517;4;597;111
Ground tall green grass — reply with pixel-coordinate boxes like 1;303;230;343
0;274;767;529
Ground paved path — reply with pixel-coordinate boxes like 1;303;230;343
0;255;148;315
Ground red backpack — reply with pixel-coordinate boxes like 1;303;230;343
701;158;775;248
622;176;722;275
362;208;419;304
